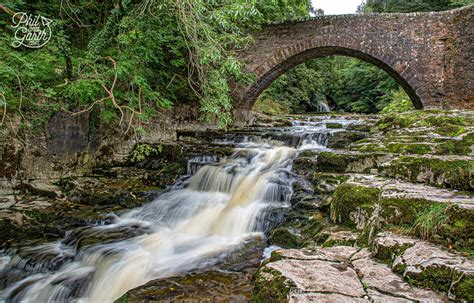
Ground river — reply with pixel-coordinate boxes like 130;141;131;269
0;115;360;302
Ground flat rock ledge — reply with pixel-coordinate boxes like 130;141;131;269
329;174;474;251
254;245;448;302
374;232;474;301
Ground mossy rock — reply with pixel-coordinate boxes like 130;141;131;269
307;173;350;194
329;180;473;252
379;197;430;225
406;266;473;301
123;270;253;302
315;152;387;174
326;122;343;129
330;183;381;228
268;227;300;248
292;154;319;175
322;230;358;248
381;156;473;190
453;276;474;301
327;131;367;149
346;123;372;132
376;111;472;134
438;205;474;253
376;111;426;131
373;241;415;264
386;143;432;155
435;132;474;156
252;267;296;303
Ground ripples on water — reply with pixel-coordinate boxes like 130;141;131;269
0;117;358;302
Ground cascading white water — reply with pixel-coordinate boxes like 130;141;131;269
0;117;360;302
0;144;297;302
315;102;330;113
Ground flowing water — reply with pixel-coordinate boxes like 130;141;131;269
0;116;358;302
314;101;330;113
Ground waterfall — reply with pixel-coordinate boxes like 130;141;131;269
315;101;330;113
0;145;297;302
0;116;356;302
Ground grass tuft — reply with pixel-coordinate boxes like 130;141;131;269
412;204;449;240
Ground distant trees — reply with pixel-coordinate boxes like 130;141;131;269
358;0;468;13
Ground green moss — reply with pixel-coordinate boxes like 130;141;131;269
309;173;350;194
114;293;128;303
377;111;425;131
292;156;319;176
322;237;356;248
386;143;432;155
379;197;429;225
406;266;453;294
252;267;295;303
438;206;474;253
316;152;383;173
376;112;473;138
453;276;474;301
316;152;352;173
420;115;469;128
435;133;473;155
326;122;343;129
330;183;381;227
353;143;386;153
392;261;408;275
382;156;473;190
268;227;300;248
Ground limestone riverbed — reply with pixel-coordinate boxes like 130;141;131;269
0;110;473;302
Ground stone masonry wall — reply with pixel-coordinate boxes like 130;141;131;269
233;5;474;121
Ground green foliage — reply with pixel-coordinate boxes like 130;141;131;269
253;98;290;115
381;89;415;114
329;57;399;113
130;143;162;163
260;56;403;114
412;204;449;240
358;0;465;13
0;0;313;133
258;63;327;113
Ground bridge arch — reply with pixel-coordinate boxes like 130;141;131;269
232;5;474;122
240;45;424;112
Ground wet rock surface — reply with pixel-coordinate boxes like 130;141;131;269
0;142;220;249
1;111;473;302
122;270;254;303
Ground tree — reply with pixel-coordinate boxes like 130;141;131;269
0;0;314;131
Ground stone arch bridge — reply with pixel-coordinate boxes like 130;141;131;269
232;5;473;122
